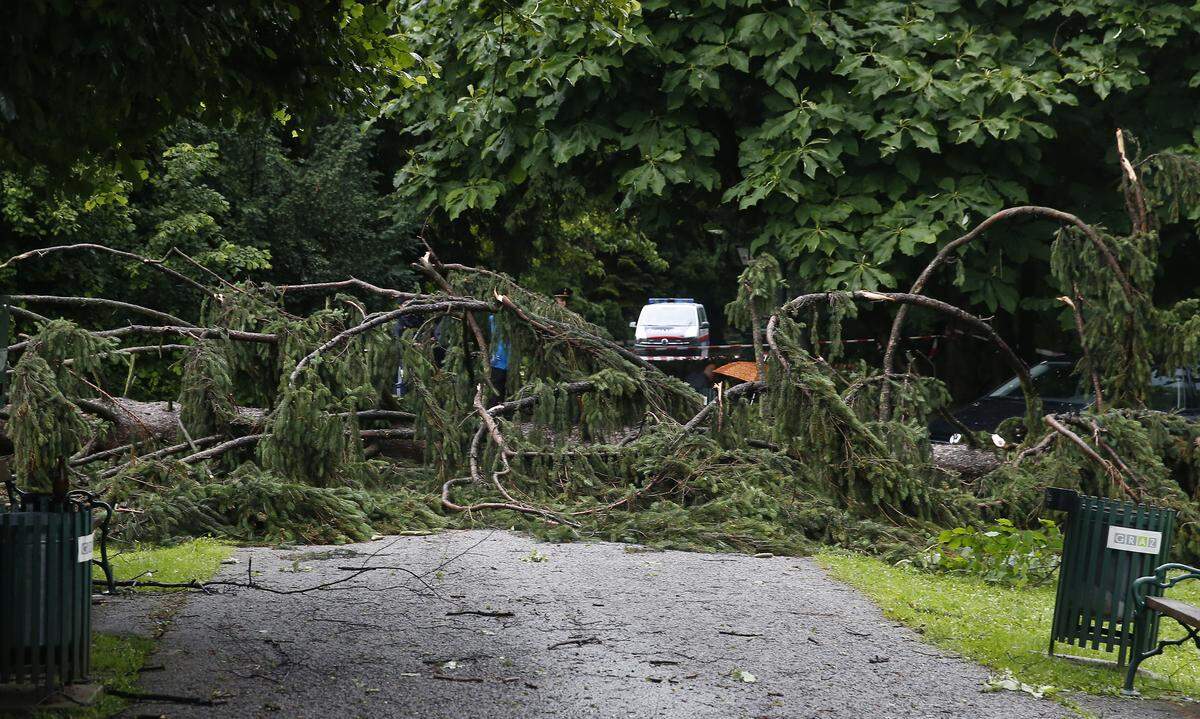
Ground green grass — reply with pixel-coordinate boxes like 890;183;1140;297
817;549;1200;700
31;634;157;719
96;536;232;589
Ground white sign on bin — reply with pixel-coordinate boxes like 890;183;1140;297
78;532;95;563
1106;525;1162;555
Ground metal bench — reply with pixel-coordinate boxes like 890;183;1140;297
1124;563;1200;694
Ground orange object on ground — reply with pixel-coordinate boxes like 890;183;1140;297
712;360;760;383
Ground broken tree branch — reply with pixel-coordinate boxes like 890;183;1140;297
494;292;656;374
1117;128;1150;235
0;244;214;297
468;385;578;525
1043;414;1135;498
276;278;428;301
287;298;492;384
682;381;766;433
11;294;194;327
771;290;1035;413
1059;290;1104;412
177;434;265;465
8;325;276;354
98;436;223;478
417;251;494;381
879;205;1133;420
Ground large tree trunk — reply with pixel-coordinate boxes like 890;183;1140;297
931;443;1001;479
72;397;266;447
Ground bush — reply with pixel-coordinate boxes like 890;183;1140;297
911;519;1062;587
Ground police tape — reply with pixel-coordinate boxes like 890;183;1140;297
630;334;951;354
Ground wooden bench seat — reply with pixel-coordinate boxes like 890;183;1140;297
1124;564;1200;694
1144;596;1200;629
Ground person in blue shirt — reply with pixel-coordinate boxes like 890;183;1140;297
489;315;509;400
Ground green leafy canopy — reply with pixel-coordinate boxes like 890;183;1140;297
392;0;1200;311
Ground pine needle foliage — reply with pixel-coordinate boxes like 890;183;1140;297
179;343;237;437
9;213;1200;566
988;409;1200;555
198;286;282;409
9;354;91;492
725;254;785;332
22;318;116;396
1051;228;1155;407
259;369;363;487
1140;151;1200;228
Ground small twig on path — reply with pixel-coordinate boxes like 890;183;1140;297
105;687;218;706
334;565;440;595
446;609;515;618
548;637;602;650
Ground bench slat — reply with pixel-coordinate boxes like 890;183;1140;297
1145;596;1200;629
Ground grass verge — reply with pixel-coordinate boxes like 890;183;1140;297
95;536;232;589
817;549;1200;699
31;634;156;719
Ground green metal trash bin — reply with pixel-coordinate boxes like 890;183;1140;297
1046;488;1175;666
0;297;113;690
0;496;95;688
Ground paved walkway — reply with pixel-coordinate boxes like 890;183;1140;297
95;531;1192;718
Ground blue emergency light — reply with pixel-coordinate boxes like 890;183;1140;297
648;298;695;304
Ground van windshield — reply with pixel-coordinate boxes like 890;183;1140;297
639;304;697;326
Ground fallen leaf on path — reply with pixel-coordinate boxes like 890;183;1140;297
982;670;1052;699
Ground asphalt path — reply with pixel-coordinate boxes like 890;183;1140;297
95;531;1194;718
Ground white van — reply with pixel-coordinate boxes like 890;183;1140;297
631;298;710;359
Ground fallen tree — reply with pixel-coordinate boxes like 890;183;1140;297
4;132;1200;559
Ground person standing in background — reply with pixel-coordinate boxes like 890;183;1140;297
489;314;509;401
686;361;718;403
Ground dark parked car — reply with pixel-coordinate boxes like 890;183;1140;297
928;361;1200;443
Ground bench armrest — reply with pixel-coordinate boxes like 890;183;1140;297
1130;563;1200;611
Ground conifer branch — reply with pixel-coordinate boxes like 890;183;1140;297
494;292;654;372
1058;290;1104;412
416;250;495;386
287;298;492;384
1117;128;1150;234
1043;415;1137;498
681;381;765;433
8;325;276;354
771;290;1034;412
276;278;429;301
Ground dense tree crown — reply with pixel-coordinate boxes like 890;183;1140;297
2;120;418;324
1;0;423;175
393;0;1200;316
